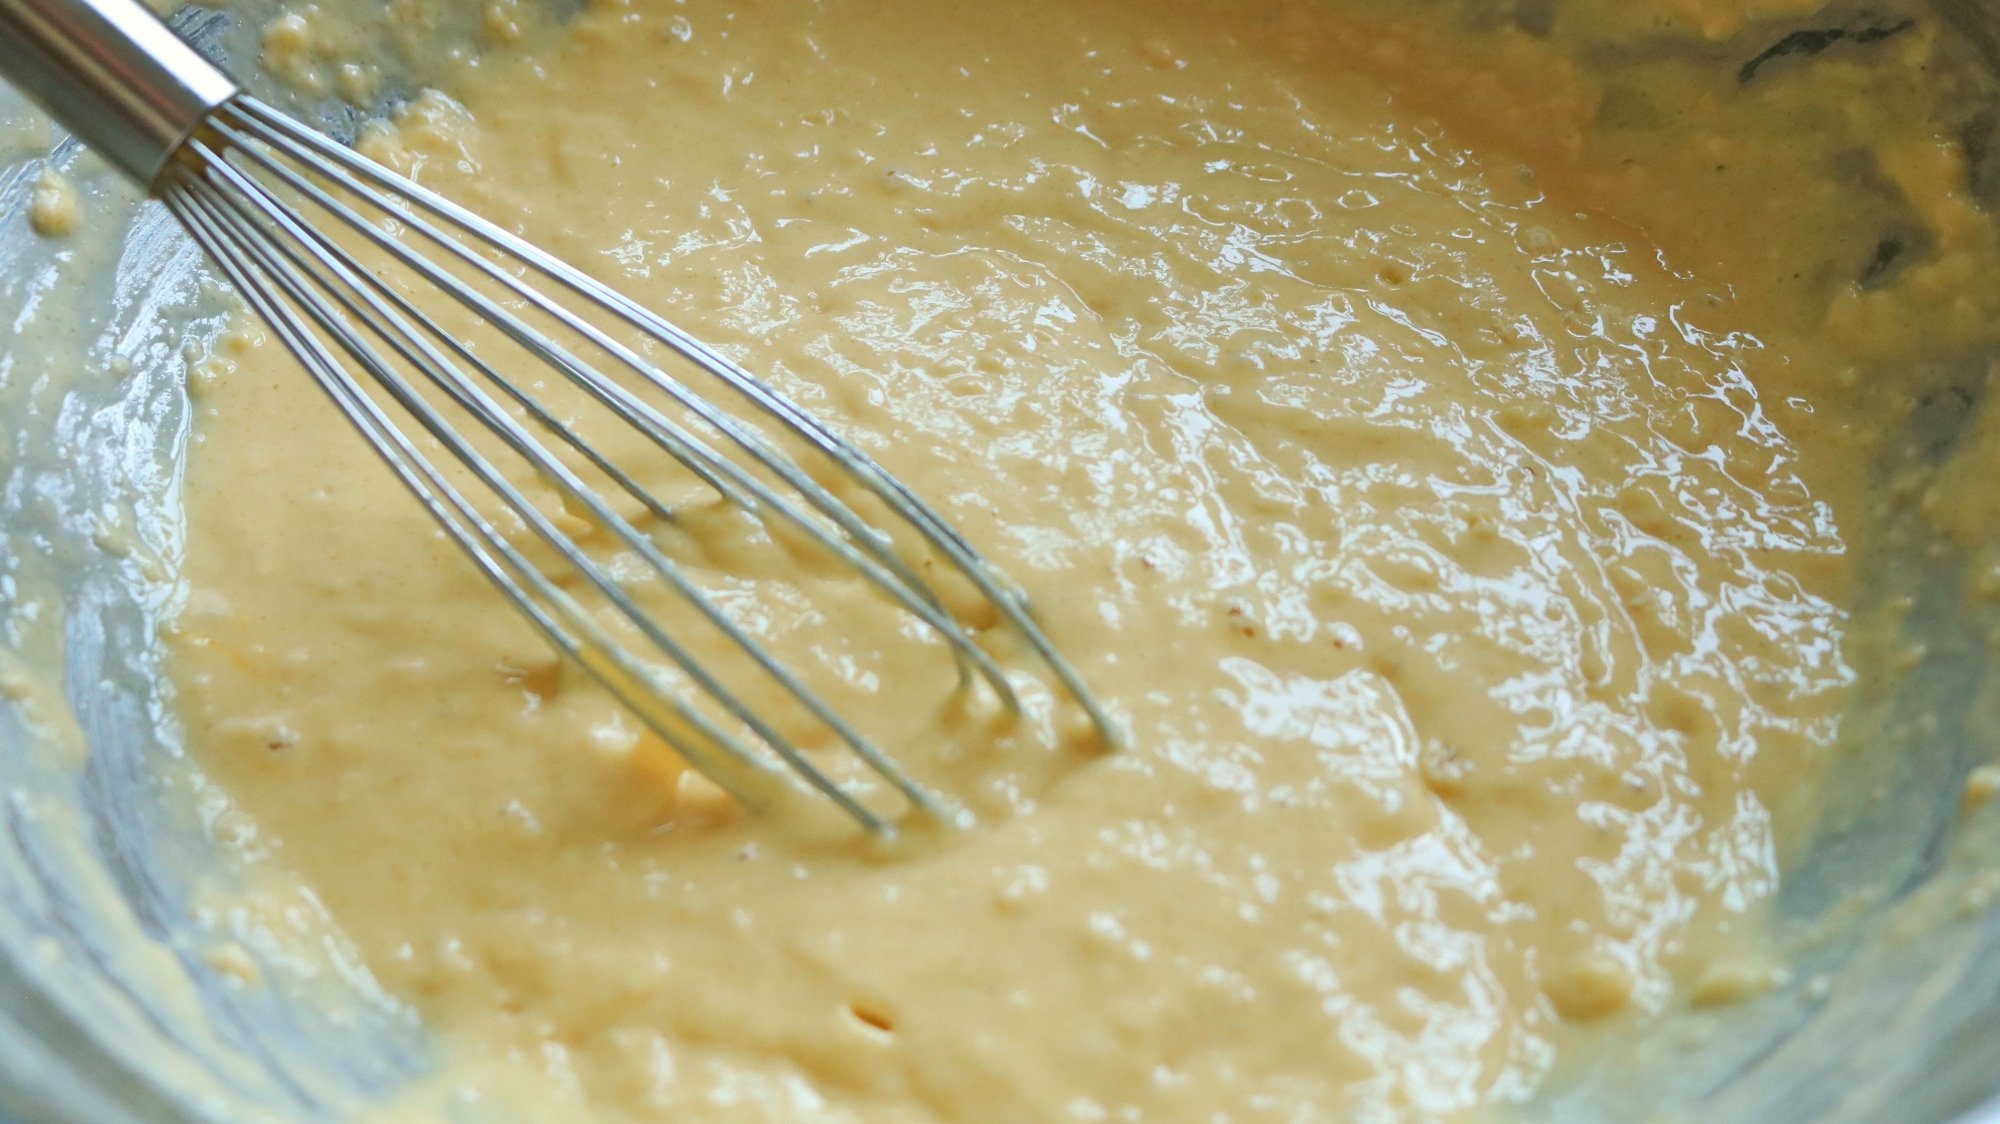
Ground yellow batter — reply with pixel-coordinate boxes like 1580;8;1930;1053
163;0;1948;1117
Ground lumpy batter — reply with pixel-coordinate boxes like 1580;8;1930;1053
165;0;1906;1118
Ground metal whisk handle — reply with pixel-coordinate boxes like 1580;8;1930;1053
0;0;236;185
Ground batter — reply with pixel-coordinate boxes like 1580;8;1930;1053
162;0;1935;1118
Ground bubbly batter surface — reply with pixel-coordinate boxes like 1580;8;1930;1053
167;0;1897;1117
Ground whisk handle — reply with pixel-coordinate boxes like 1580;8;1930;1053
0;0;236;186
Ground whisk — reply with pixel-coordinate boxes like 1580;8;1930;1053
0;0;1116;835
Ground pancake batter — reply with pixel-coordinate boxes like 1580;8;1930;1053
164;0;1921;1117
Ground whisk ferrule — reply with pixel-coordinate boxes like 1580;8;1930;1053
0;0;235;185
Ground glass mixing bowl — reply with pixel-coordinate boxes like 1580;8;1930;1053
2;1;1999;1120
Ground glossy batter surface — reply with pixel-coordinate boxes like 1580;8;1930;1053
170;0;1880;1118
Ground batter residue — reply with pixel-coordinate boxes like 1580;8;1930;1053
167;0;1907;1117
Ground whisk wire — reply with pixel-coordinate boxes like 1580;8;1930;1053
162;94;1127;833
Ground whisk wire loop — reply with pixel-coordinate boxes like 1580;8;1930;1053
154;93;1123;833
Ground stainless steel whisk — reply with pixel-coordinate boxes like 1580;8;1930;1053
0;0;1116;834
